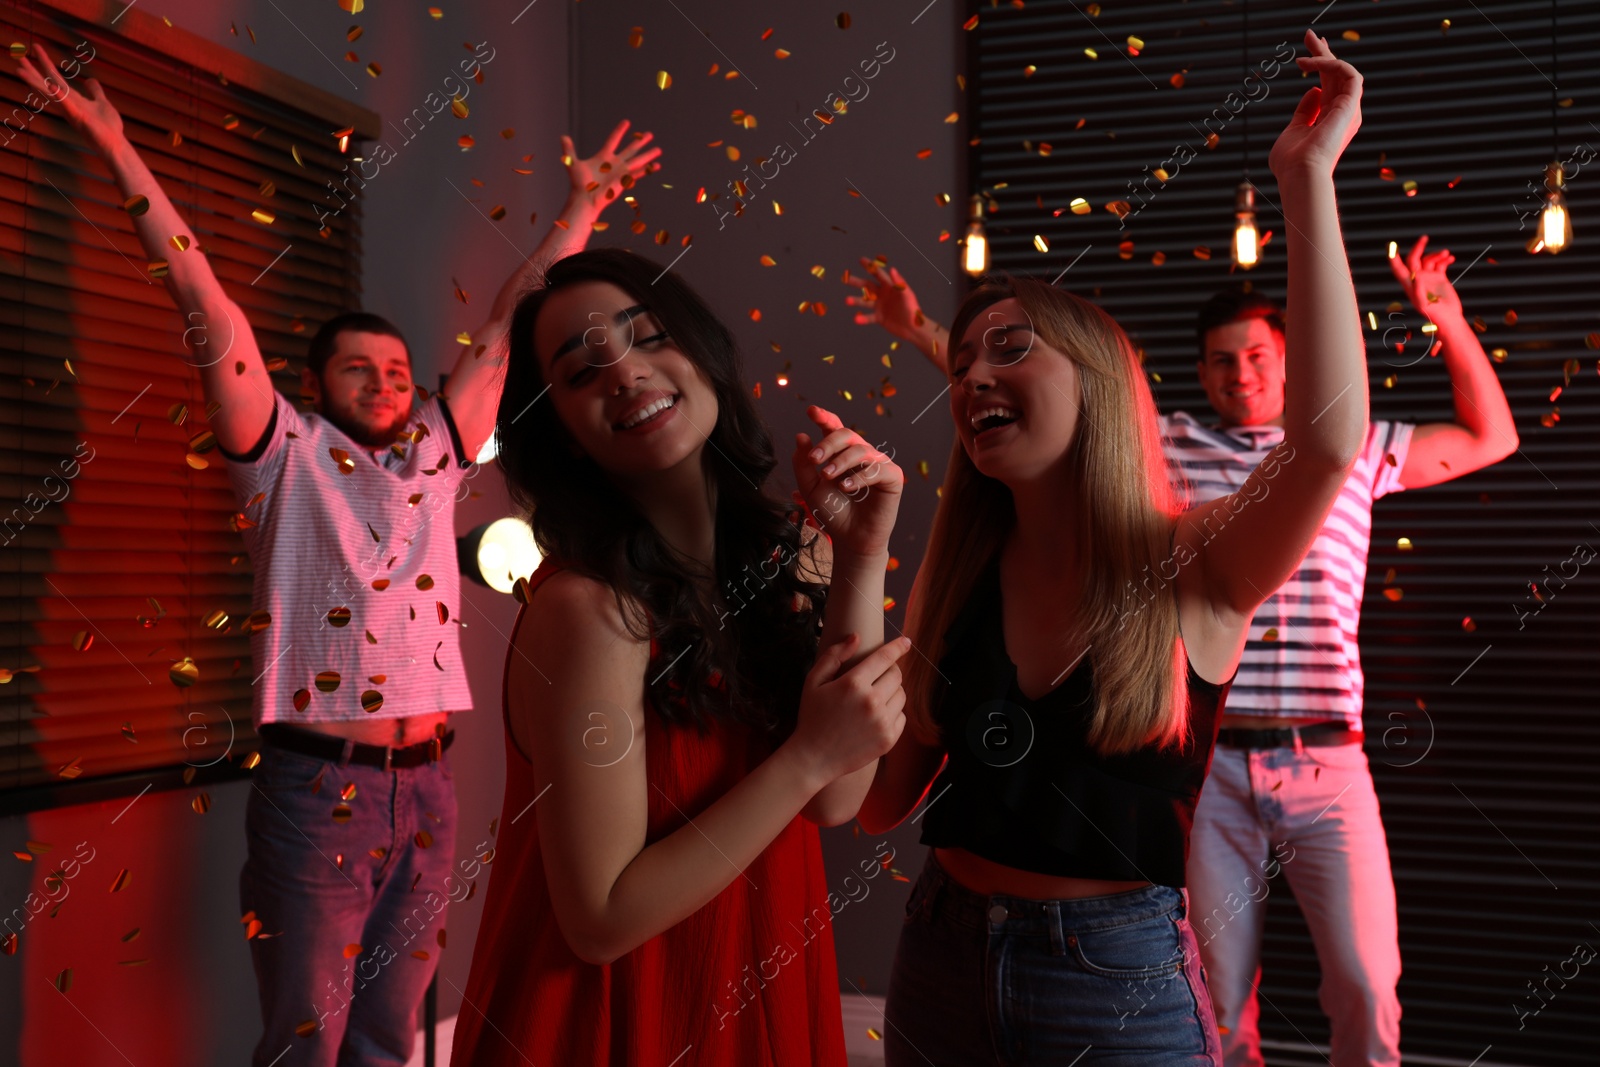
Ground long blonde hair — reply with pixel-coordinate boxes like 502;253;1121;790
902;277;1189;757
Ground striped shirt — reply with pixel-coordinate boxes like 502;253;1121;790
220;389;478;726
1160;411;1414;727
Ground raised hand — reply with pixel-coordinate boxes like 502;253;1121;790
1268;30;1362;179
1388;235;1462;321
561;119;662;221
12;41;122;152
844;258;932;343
792;405;903;561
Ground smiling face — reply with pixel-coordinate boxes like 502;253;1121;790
303;330;415;448
1197;316;1286;428
533;280;718;481
949;297;1082;484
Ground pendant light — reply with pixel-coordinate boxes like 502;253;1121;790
963;194;989;275
1231;0;1260;269
1531;0;1572;254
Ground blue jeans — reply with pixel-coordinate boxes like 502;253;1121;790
883;849;1222;1065
241;741;458;1067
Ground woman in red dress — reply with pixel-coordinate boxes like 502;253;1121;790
450;247;911;1065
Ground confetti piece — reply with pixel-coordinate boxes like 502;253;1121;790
1262;627;1279;641
110;869;130;893
837;12;851;29
963;14;979;30
760;255;777;266
656;70;672;90
450;95;469;119
294;689;311;712
1341;30;1359;41
124;195;150;216
1084;47;1098;60
416;830;434;849
1382;588;1403;601
332;804;352;824
417;574;435;591
170;657;199;687
1397;537;1413;550
1462;617;1477;632
1033;234;1050;253
1194;246;1212;260
315;671;341;693
54;969;71;994
366;62;381;78
295;1020;318;1038
192;792;211;814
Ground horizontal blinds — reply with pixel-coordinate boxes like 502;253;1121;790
971;1;1599;1063
1;0;379;802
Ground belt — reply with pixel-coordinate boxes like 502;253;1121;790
258;723;454;771
1216;721;1361;750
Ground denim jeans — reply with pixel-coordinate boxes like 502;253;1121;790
1188;741;1400;1067
883;849;1222;1065
240;741;458;1067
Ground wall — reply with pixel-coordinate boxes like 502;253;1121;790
0;0;569;1060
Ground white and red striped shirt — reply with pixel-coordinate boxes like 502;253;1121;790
1160;411;1414;727
220;389;478;726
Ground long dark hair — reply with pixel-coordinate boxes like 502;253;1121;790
495;247;828;737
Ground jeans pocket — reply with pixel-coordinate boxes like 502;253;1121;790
253;746;330;794
1305;740;1369;772
1069;910;1187;980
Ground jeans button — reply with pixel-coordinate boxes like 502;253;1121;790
988;903;1008;923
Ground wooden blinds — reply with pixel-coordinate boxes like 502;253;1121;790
0;0;380;808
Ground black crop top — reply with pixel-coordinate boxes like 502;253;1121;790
917;554;1235;888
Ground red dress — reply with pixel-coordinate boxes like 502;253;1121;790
450;559;849;1066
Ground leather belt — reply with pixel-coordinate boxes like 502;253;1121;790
1216;721;1361;750
259;723;454;771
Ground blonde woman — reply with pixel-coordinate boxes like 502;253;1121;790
857;32;1367;1062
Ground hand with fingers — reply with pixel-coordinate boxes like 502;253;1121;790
788;632;911;785
12;41;121;152
1268;30;1363;180
1388;235;1462;322
842;257;946;367
792;405;904;562
563;119;662;221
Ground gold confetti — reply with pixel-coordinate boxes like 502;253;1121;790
655;70;672;90
1382;588;1403;601
1070;197;1090;215
1084;47;1098;60
315;671;341;693
1033;234;1050;253
110;869;130;893
148;259;169;278
837;12;851;29
1341;30;1360;41
417;574;435;591
450;95;469;119
1397;537;1413;550
170;657;199;687
327;607;352;628
416;830;434;849
54;969;71;994
295;1020;318;1038
293;689;311;712
192;793;211;814
366;62;381;78
332;804;352;824
1194;246;1212;260
124;195;150;216
428;6;442;17
329;448;355;475
361;690;384;714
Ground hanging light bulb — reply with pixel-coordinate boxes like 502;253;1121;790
1529;1;1571;255
963;194;989;276
1232;181;1260;270
1532;161;1572;255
